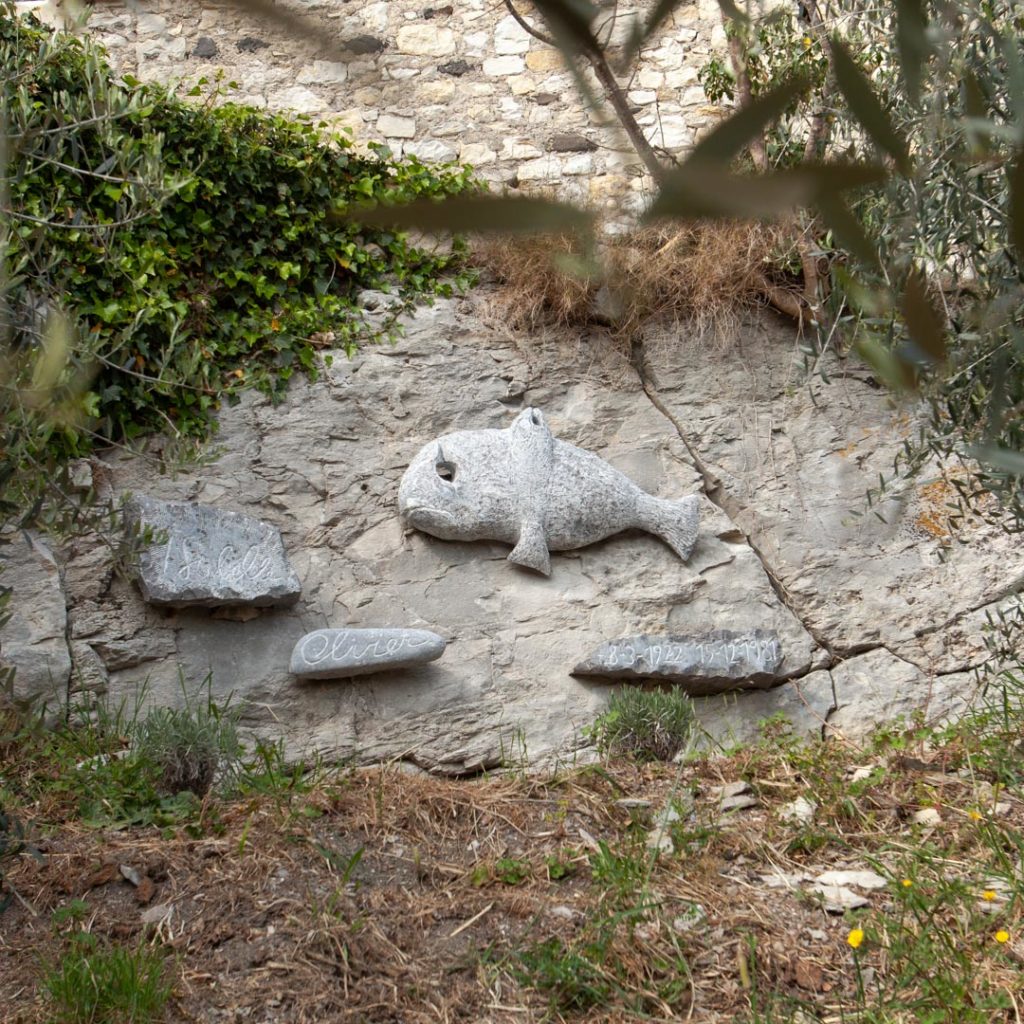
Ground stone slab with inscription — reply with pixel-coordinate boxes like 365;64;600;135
572;629;784;695
129;496;302;608
290;628;446;679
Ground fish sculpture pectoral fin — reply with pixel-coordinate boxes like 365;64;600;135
508;519;552;576
642;493;701;562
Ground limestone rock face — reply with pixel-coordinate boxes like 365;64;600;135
290;628;446;679
573;629;783;694
128;496;302;608
7;293;1017;772
0;532;70;714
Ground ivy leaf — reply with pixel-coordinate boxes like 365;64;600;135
830;39;912;175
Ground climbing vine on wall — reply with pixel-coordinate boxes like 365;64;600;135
1;5;476;466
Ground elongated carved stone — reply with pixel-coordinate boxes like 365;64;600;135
572;629;783;694
398;407;699;576
128;496;301;608
290;628;446;679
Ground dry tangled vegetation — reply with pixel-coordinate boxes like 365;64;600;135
4;707;1024;1024
475;221;805;347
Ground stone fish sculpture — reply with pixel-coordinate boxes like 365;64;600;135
398;407;700;575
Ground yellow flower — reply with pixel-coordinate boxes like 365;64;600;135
982;890;997;902
901;879;912;888
995;930;1010;944
802;35;812;48
848;928;865;949
969;810;983;821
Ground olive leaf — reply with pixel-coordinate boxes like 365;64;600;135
830;39;912;175
646;163;886;222
901;268;947;364
348;194;595;238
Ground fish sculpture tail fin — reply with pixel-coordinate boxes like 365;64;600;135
644;493;700;562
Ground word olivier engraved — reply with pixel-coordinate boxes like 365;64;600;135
572;629;784;695
290;628;447;680
129;496;302;608
398;407;700;576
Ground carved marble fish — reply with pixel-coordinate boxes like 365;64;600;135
397;407;700;576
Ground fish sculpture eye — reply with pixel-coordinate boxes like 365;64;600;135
434;445;456;482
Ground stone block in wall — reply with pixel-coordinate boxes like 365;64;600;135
418;80;456;103
628;89;658;105
136;12;167;35
494;13;530;54
438;59;473;76
361;3;389;35
644;115;691;150
483;55;525;76
509;75;535;96
396;24;456;57
378;114;417;138
459;143;497;165
501;139;542;159
464;31;489;55
342;35;385;56
518;153;593;181
526;49;564;72
297;60;348;86
404;139;457;162
127;497;302;609
273;86;324;115
664;66;700;88
546;132;597;153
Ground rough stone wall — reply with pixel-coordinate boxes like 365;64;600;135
7;293;1021;772
72;0;725;209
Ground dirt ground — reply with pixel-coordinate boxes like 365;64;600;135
3;749;1023;1023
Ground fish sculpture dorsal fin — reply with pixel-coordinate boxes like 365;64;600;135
508;408;555;576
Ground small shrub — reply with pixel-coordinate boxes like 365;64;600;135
589;685;695;762
135;691;241;798
43;934;171;1024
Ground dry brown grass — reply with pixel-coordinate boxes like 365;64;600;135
475;220;800;347
6;730;1024;1023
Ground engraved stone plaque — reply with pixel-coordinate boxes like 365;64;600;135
572;629;783;695
129;496;302;608
290;628;446;679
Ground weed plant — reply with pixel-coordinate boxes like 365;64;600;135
589;685;695;762
43;933;170;1024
